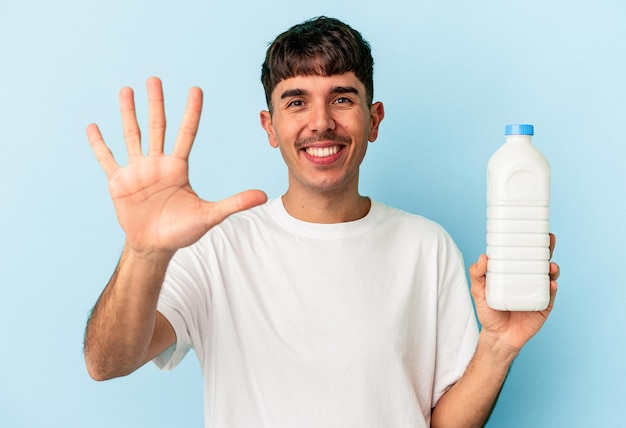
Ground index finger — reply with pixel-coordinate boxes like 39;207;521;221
172;86;203;159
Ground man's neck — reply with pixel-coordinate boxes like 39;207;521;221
281;189;371;224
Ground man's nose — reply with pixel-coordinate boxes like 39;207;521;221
308;104;336;133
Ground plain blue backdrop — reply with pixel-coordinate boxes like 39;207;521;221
1;0;624;426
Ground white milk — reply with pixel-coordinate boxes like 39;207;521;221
486;124;551;311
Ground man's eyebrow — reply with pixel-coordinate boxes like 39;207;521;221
331;86;359;95
280;86;360;99
280;88;308;99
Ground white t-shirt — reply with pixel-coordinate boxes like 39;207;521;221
155;198;478;427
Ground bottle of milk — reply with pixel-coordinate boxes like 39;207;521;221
486;124;551;311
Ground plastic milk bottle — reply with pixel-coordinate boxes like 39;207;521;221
486;124;551;311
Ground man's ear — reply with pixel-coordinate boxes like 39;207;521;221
260;110;279;148
368;102;385;142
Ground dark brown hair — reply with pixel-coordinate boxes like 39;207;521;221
261;16;374;112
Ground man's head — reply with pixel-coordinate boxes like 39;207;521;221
261;16;374;113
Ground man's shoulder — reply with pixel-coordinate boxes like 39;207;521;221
371;201;462;251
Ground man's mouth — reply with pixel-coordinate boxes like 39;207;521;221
304;145;342;158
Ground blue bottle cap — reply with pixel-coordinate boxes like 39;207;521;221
505;124;534;136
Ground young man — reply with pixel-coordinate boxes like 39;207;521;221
84;17;559;427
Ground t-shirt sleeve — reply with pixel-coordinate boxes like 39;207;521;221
153;242;213;370
431;240;479;407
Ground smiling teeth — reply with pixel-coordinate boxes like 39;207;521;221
305;146;340;158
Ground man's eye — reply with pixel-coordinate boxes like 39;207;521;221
287;100;304;107
335;97;353;104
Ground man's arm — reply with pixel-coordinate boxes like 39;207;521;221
84;245;176;380
430;327;518;427
83;77;266;380
432;235;560;427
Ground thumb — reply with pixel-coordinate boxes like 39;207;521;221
469;254;488;282
205;189;268;226
469;254;488;300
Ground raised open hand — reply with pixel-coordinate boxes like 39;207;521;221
87;77;267;256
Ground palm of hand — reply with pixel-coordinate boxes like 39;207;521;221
476;295;552;351
109;154;206;253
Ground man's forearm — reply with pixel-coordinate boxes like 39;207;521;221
431;330;519;428
84;244;174;380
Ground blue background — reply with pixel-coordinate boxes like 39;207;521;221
1;0;624;426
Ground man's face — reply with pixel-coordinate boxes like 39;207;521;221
260;72;384;197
